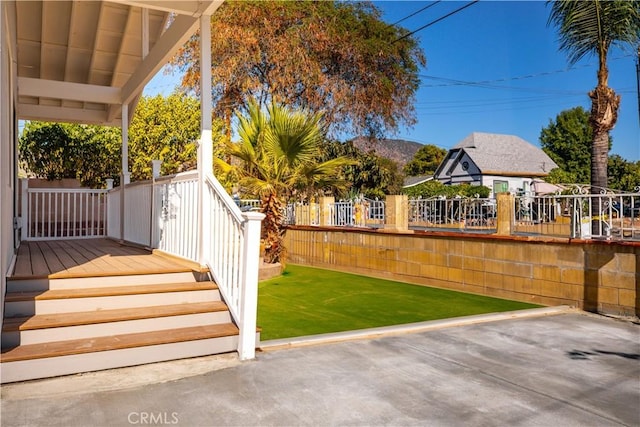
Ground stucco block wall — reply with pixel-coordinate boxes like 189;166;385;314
284;227;639;317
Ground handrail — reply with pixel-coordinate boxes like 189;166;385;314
202;173;264;360
204;174;245;223
27;187;108;194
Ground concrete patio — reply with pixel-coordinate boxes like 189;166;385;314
1;309;638;426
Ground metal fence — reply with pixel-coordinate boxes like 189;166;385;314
329;198;385;227
235;198;261;212
279;187;639;241
514;186;640;240
282;198;384;227
408;196;497;231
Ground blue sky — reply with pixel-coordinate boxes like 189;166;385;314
145;0;640;161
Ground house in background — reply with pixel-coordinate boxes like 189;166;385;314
434;132;558;197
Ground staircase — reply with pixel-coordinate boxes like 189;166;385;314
1;268;240;383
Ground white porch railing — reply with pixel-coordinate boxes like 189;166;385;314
106;171;200;256
21;181;108;240
104;170;264;359
203;175;264;359
155;172;199;260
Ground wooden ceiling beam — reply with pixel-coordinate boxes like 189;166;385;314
18;104;111;125
18;77;121;104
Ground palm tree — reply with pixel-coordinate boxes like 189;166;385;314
548;0;639;192
217;100;353;264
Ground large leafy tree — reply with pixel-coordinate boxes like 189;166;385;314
128;93;224;180
170;0;425;138
540;106;597;184
19;122;121;188
19;94;219;185
403;144;448;177
607;155;640;192
217;101;353;264
539;106;640;191
548;0;639;192
321;140;403;199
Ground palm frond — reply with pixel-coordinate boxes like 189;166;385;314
548;0;640;65
263;103;325;168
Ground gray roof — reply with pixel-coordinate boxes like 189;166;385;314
450;132;557;175
403;175;433;188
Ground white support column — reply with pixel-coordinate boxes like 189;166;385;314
21;178;28;240
197;14;212;266
122;103;129;181
120;103;129;241
238;211;265;360
149;159;161;249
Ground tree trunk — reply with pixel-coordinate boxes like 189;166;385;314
588;84;620;236
588;85;619;190
261;192;285;264
590;127;610;191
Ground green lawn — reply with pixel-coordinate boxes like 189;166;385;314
257;264;541;340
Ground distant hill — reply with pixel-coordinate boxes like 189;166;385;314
351;137;423;167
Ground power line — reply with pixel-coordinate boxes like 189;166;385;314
387;1;441;27
393;1;479;43
418;54;634;89
420;75;585;95
415;94;586;108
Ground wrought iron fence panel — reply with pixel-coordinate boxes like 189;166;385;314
514;186;640;241
331;201;354;226
408;197;496;231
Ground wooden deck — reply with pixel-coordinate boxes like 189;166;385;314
11;238;197;278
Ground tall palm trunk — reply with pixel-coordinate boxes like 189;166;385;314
588;57;620;234
261;191;285;264
588;64;620;191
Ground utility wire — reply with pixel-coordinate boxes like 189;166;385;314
393;1;479;43
388;1;441;27
418;54;634;88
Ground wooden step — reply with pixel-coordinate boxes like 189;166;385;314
2;301;228;332
5;282;218;302
7;271;203;292
0;323;239;363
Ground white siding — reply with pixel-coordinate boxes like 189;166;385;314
1;1;18;328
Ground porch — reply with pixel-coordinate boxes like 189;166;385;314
11;238;196;278
1;238;244;383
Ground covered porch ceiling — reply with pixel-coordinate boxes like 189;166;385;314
15;0;222;127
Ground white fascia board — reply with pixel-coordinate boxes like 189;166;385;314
18;77;121;105
110;1;222;17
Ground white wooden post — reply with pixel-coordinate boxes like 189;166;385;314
120;103;129;241
148;160;161;249
197;14;212;266
151;159;162;178
237;211;265;360
21;178;28;240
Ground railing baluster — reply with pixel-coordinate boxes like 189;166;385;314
21;188;109;241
